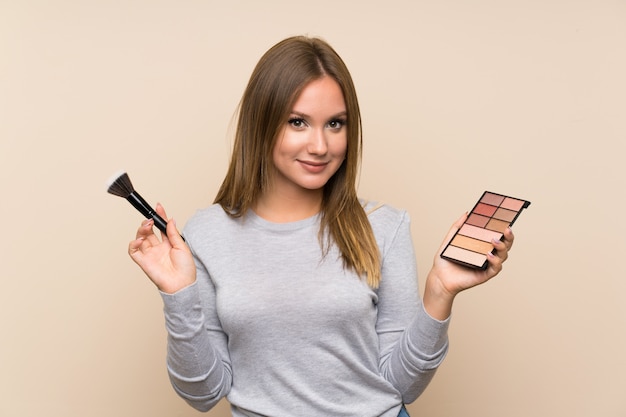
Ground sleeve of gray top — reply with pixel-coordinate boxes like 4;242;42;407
160;267;232;412
375;210;450;403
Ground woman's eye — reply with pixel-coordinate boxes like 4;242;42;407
288;118;306;128
328;119;346;130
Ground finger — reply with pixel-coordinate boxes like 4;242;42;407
155;202;168;220
154;202;186;247
128;236;142;252
152;202;175;243
486;250;504;275
128;235;148;260
501;227;515;251
485;228;515;277
491;238;509;263
163;217;184;247
135;219;162;247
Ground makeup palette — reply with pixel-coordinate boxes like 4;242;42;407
440;191;531;269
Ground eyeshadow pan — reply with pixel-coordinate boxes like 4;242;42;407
441;245;487;268
480;192;505;206
458;224;503;243
466;213;490;228
451;235;494;254
473;203;497;217
485;218;510;233
441;191;530;270
493;207;517;222
500;197;525;211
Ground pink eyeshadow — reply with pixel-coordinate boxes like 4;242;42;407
459;224;503;242
480;192;505;206
500;197;524;211
466;213;490;227
442;245;487;268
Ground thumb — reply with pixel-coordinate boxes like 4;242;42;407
155;202;168;219
166;217;187;246
155;203;186;245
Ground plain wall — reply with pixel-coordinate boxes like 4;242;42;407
1;1;624;416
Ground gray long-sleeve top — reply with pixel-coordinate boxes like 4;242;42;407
161;202;450;416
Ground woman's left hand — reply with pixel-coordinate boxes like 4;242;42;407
423;213;514;320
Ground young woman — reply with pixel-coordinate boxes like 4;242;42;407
128;36;514;417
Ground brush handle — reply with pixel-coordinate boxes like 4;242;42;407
126;191;185;241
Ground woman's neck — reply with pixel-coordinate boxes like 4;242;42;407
253;189;322;223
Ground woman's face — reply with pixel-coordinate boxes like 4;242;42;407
270;76;348;198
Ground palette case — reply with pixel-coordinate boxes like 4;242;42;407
440;191;531;270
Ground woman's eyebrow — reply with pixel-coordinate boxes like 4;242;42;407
289;110;347;119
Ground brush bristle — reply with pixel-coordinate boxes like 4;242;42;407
106;171;135;198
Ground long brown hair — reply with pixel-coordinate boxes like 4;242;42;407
214;36;381;287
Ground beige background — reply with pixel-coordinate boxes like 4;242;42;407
1;1;625;416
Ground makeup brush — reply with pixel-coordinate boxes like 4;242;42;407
106;171;184;241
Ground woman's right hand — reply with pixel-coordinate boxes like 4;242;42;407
128;203;196;294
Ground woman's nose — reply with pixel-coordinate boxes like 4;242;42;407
307;128;328;155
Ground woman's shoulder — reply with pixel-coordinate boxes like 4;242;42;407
361;200;409;226
361;200;413;255
182;204;232;238
188;203;228;222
